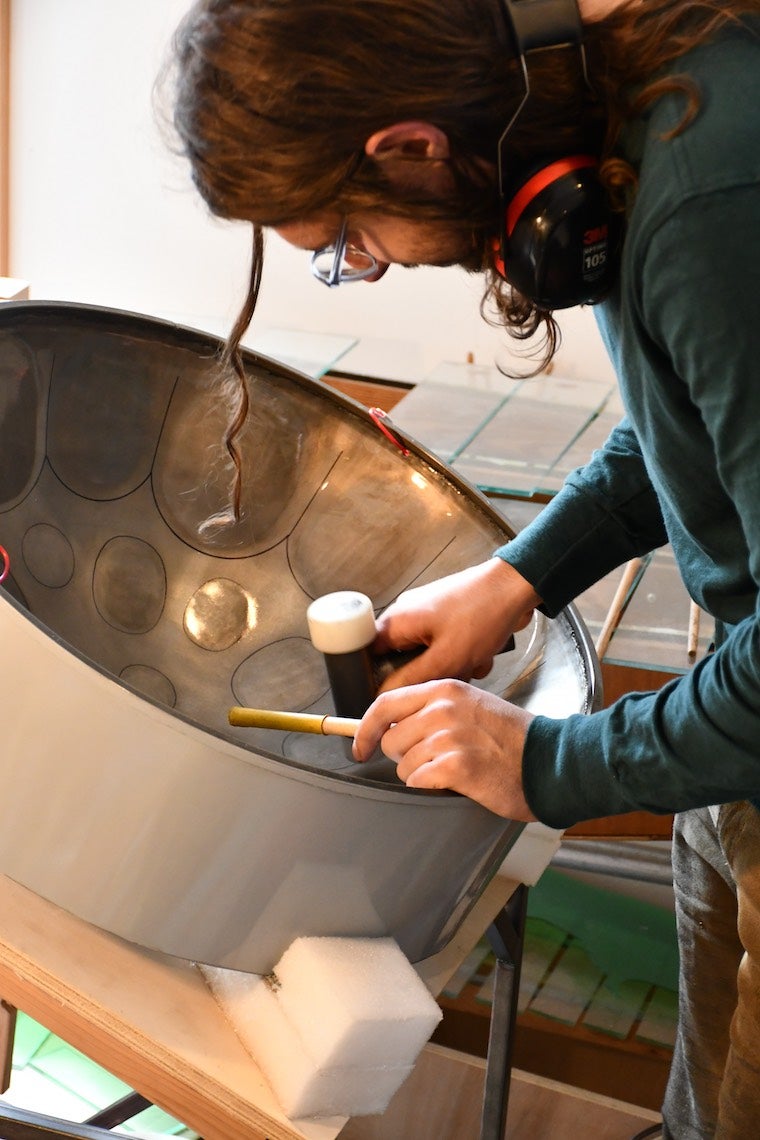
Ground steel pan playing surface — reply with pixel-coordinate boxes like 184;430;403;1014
0;302;599;971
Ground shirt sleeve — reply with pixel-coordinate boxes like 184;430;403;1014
495;418;667;616
521;186;760;828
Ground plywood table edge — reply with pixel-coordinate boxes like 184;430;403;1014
415;873;521;994
0;875;345;1140
0;871;523;1140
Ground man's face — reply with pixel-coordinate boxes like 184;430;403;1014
276;210;484;282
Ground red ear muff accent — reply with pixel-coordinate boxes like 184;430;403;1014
494;154;623;310
506;155;596;236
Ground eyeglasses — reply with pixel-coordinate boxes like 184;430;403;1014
310;218;378;287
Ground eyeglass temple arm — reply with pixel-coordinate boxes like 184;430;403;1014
327;218;350;287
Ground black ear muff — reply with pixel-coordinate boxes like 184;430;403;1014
493;154;623;310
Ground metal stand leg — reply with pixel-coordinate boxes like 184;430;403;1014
480;883;529;1140
85;1092;152;1129
0;1101;156;1139
0;1087;162;1138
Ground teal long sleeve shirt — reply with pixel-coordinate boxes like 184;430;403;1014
497;20;760;828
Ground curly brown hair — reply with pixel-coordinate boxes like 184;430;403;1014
165;0;759;508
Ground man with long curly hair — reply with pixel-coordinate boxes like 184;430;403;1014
169;2;760;1135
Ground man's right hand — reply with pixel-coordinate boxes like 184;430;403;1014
372;556;543;690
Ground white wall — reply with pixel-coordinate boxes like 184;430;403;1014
8;0;616;386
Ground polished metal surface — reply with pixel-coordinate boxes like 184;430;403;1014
0;302;599;971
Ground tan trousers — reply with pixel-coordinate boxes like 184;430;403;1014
663;802;760;1138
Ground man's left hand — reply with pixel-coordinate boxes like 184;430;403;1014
352;679;537;821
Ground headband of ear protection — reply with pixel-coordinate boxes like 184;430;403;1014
494;0;622;309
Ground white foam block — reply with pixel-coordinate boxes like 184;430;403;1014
498;821;564;885
200;936;442;1119
275;936;442;1070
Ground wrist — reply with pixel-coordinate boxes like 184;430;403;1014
487;555;543;627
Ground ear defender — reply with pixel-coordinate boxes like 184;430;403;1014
494;154;622;310
493;0;624;309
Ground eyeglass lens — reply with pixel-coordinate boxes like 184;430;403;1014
311;220;378;287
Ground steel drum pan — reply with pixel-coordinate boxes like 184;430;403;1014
0;302;599;972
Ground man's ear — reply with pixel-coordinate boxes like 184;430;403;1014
364;122;451;194
365;121;450;162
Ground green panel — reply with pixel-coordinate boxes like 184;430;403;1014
517;918;569;1013
582;979;652;1039
3;1065;96;1122
636;986;679;1049
527;938;605;1027
11;1012;52;1068
528;868;679;992
30;1034;131;1108
6;1015;200;1137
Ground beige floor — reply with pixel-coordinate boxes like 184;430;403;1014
340;1044;660;1140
